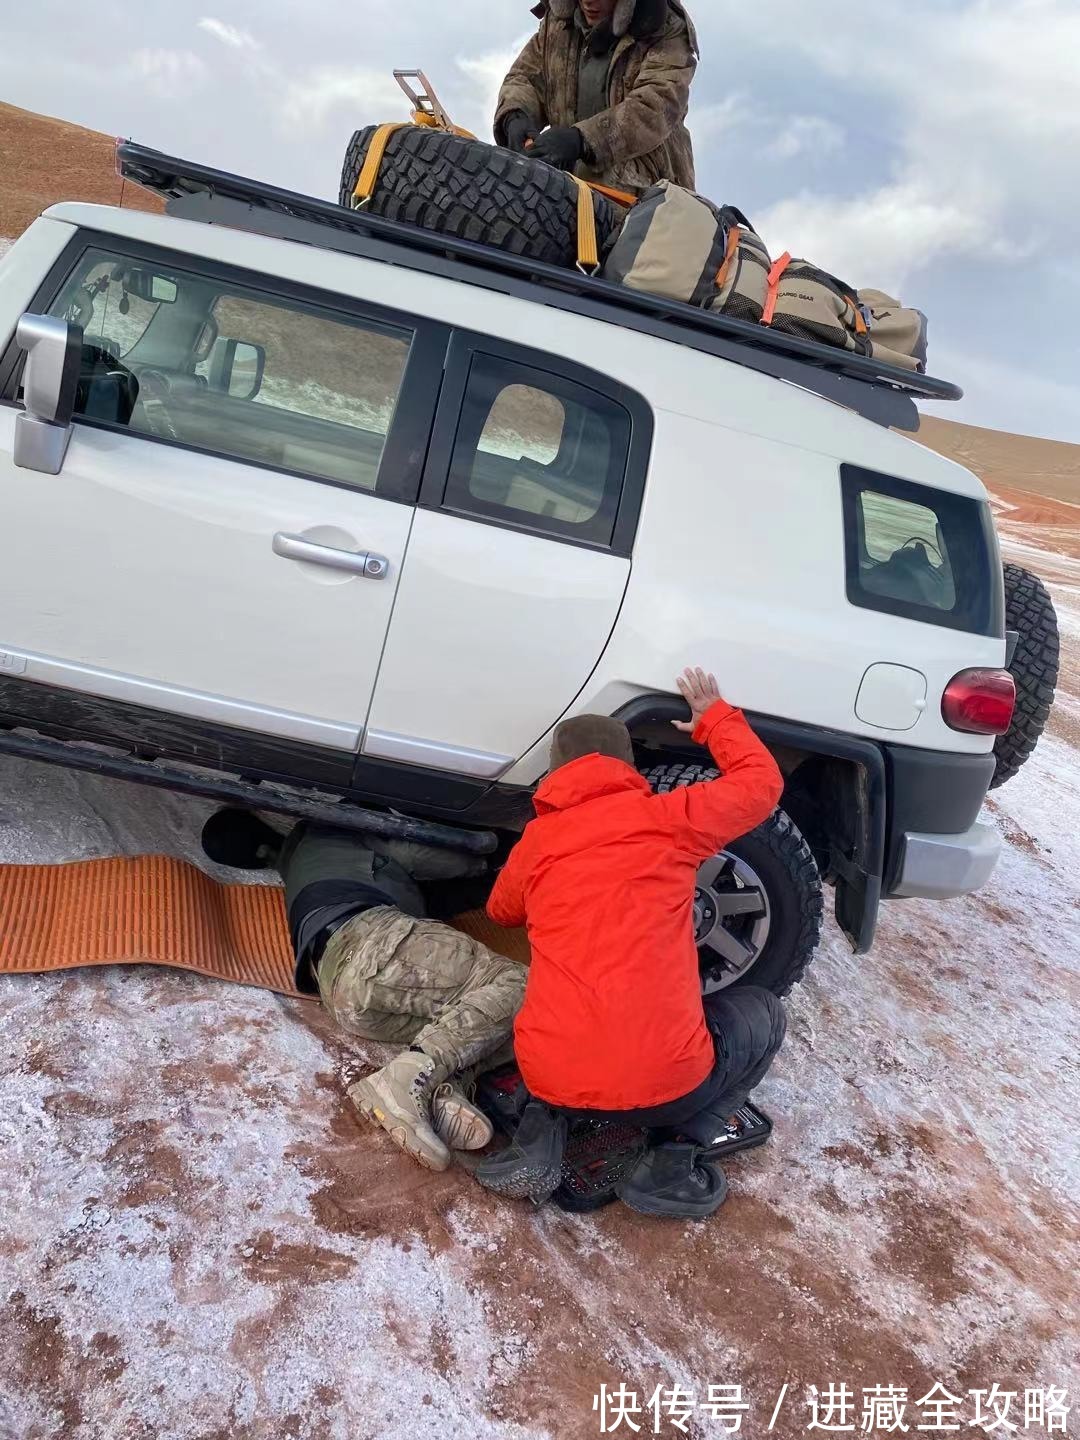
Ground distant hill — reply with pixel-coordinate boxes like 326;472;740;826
916;415;1080;507
0;101;161;239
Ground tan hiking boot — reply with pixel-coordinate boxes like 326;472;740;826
432;1083;494;1152
348;1052;451;1172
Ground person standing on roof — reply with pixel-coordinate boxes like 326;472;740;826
495;0;698;194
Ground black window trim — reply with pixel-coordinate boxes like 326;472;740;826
419;331;653;558
841;463;1004;638
0;229;450;506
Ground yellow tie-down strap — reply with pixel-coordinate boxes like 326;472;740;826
569;175;600;275
411;111;477;140
352;122;410;208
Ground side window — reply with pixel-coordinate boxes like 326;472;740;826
443;354;632;548
46;246;412;494
858;488;957;610
841;465;1002;636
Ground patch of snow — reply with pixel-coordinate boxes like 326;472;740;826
0;236;13;260
0;965;546;1439
0;754;284;883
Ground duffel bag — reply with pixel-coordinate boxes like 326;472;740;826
763;256;871;357
339;123;621;272
858;288;928;373
602;181;730;307
708;208;772;324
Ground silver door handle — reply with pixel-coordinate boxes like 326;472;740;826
272;532;389;579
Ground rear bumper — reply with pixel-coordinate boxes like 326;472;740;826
882;743;996;895
890;821;1001;900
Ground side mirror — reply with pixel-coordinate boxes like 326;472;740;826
207;337;266;401
14;313;83;474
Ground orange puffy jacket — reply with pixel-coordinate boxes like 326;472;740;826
487;700;784;1111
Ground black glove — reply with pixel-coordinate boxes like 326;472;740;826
502;110;538;153
529;125;584;171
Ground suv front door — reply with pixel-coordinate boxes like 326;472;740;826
0;239;443;760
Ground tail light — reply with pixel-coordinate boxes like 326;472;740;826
942;668;1015;735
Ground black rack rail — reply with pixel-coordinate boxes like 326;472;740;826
117;141;961;432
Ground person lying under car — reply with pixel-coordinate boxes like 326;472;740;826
202;812;525;1173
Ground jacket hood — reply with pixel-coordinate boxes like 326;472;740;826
531;0;673;43
533;753;652;815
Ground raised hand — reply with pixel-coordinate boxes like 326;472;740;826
671;667;723;734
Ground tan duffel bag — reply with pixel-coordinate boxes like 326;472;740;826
858;288;928;372
708;208;772;324
762;255;872;357
602;181;731;307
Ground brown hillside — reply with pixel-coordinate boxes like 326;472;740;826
917;414;1080;506
0;101;162;238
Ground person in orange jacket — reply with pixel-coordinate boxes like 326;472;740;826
474;667;787;1218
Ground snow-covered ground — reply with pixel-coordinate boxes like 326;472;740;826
0;513;1077;1439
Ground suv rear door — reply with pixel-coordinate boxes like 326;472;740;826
363;334;653;777
0;237;444;759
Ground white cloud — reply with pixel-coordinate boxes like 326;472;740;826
688;92;744;149
129;49;207;97
766;115;844;162
197;17;259;51
713;0;1080;286
455;42;528;138
755;179;1015;292
921;345;1080;445
279;67;409;134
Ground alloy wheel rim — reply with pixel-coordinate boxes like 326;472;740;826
694;851;772;992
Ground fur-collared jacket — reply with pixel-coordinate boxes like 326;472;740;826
495;0;698;192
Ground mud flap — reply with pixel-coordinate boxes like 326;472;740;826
476;1065;773;1213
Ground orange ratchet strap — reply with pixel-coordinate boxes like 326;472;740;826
761;252;792;326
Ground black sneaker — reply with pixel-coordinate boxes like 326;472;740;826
474;1101;568;1202
615;1142;729;1220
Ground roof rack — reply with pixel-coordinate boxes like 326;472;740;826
117;142;961;432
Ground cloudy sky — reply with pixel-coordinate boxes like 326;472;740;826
3;0;1078;442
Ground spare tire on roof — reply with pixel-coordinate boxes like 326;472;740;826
338;125;621;271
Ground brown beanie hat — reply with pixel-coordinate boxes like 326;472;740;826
549;714;634;772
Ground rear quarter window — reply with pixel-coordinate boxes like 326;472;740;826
841;465;1003;637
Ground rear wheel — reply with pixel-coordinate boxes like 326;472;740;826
641;763;824;997
992;563;1059;788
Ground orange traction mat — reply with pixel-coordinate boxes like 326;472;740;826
0;854;531;997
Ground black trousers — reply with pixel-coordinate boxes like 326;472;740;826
554;986;787;1132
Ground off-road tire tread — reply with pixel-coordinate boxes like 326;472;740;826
339;126;619;268
640;764;824;995
992;563;1060;788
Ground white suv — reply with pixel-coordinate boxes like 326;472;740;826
0;143;1058;997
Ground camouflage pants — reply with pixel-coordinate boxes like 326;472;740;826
317;906;526;1078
